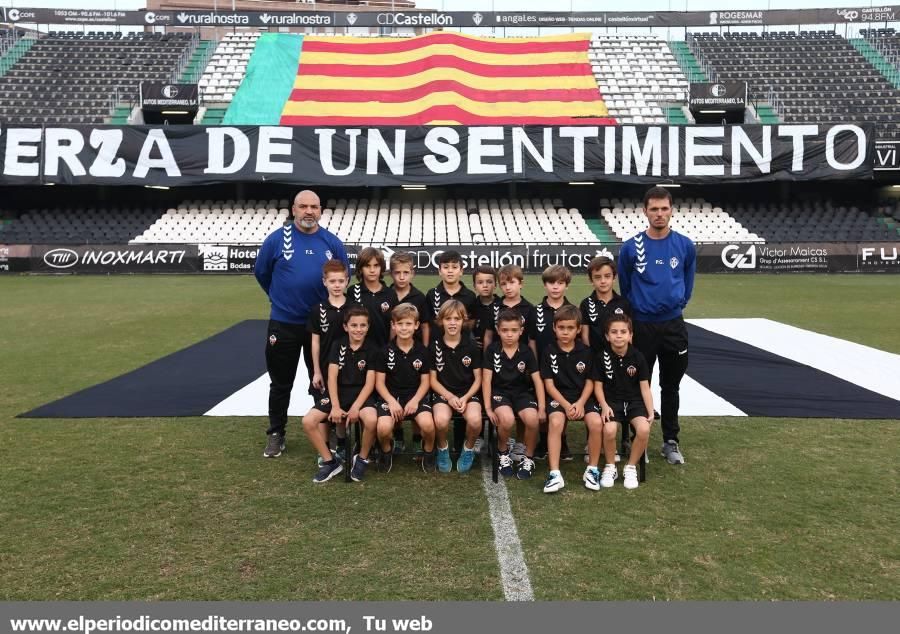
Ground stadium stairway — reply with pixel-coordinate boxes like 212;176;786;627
180;40;215;84
584;217;616;243
201;107;228;124
0;35;35;77
108;105;131;124
755;104;780;123
669;41;707;82
849;39;900;89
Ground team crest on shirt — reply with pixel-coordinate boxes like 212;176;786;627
412;358;423;371
325;250;333;260
627;365;637;377
576;361;586;374
516;361;526;373
670;257;679;269
493;395;503;402
614;307;624;315
320;397;330;406
381;302;390;313
462;355;472;367
268;334;277;346
357;359;367;371
550;400;559;408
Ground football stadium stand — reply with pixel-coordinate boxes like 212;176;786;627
602;198;762;243
198;32;258;104
0;32;197;125
690;31;900;138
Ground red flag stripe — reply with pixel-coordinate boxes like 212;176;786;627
288;84;603;104
296;59;595;78
281;106;617;126
301;35;588;55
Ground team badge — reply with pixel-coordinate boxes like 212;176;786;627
576;361;586;374
319;397;330;406
412;359;423;371
381;302;390;313
493;395;503;402
268;334;277;346
550;400;559;408
516;361;526;373
670;257;679;269
614;307;624;315
627;365;637;377
461;355;472;367
325;250;333;260
358;360;367;371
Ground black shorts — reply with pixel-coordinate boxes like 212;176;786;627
490;392;538;413
547;396;601;418
377;392;433;419
433;392;482;406
607;399;650;424
311;389;376;415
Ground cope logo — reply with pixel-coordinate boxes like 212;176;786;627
200;245;228;271
721;244;757;270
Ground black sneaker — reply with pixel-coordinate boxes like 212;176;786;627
350;455;369;482
313;458;343;484
422;450;436;473
533;441;548;460
379;449;393;474
263;433;285;458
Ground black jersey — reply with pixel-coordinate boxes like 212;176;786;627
375;340;431;396
326;337;376;390
485;341;538;395
431;337;482;395
540;340;594;399
472;295;499;348
307;299;348;372
490;297;535;346
423;282;478;324
580;291;632;351
595;344;650;402
347;281;399;347
530;297;573;362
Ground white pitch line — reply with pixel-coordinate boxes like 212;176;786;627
481;459;535;601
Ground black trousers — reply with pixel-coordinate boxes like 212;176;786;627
632;317;689;444
265;319;313;437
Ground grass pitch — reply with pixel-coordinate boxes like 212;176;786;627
0;274;898;600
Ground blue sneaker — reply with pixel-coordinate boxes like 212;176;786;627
499;452;514;478
436;446;452;473
350;455;369;482
516;457;536;480
456;447;475;473
313;458;343;484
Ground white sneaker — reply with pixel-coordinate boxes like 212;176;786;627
543;470;565;493
583;466;600;491
511;441;526;463
623;465;639;490
600;464;618;488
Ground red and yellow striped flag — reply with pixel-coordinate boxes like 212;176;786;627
280;32;615;126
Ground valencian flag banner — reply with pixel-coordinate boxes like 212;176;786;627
279;32;616;126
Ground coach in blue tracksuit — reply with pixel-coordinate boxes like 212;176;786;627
618;185;695;466
255;190;349;459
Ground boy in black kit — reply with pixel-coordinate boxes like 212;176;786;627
389;251;428;453
348;247;399;347
430;300;483;474
422;250;477;346
472;265;499;350
594;315;654;490
483;309;546;480
531;264;575;461
301;306;378;484
540;305;605;494
374;303;436;473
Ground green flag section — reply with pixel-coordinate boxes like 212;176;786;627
222;33;303;126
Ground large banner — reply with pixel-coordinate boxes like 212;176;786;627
2;6;898;27
0;124;874;187
3;242;898;274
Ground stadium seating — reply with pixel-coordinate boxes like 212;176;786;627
0;32;196;125
690;31;900;139
0;206;161;244
129;198;600;246
198;32;258;104
601;197;762;243
727;201;899;242
590;35;689;124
